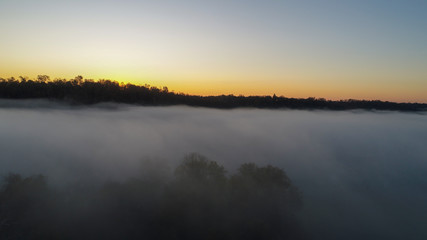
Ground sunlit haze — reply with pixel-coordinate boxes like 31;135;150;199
1;0;426;102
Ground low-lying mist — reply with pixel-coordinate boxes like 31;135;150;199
0;100;426;239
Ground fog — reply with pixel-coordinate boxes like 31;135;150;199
1;100;426;239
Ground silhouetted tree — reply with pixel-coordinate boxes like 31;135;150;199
229;163;304;239
0;154;306;239
0;174;58;239
0;75;425;111
37;75;50;83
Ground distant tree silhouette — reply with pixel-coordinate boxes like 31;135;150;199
37;75;50;83
0;75;425;111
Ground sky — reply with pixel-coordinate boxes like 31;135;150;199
0;0;426;102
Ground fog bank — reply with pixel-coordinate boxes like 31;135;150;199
0;100;426;239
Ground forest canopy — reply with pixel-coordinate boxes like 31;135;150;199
0;153;304;240
0;75;426;111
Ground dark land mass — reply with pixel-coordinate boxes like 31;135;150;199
1;75;426;111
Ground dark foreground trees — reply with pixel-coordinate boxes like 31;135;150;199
0;154;305;240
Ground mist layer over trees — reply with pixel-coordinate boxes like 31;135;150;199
1;76;426;111
0;100;426;239
0;154;303;240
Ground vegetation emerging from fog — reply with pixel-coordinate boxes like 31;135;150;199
0;153;304;240
1;75;426;111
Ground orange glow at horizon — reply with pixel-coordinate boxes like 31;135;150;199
1;71;424;103
1;1;426;103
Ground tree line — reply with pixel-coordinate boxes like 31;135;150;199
1;75;425;111
0;153;305;240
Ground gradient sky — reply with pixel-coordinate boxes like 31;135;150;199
1;0;426;102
